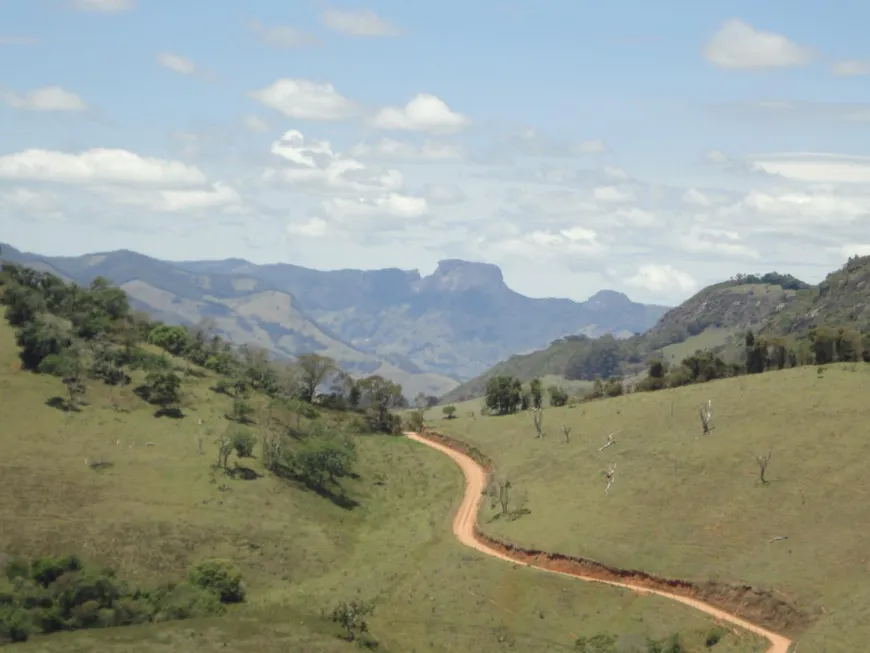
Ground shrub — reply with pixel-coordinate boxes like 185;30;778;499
150;583;224;621
0;604;31;644
188;559;245;603
229;428;257;459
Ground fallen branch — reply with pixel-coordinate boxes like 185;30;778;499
604;463;616;493
598;432;618;451
770;536;789;544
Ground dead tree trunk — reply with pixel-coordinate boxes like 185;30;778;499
561;425;571;444
699;399;713;434
604;463;616;493
532;407;544;438
598;432;617;451
755;451;772;484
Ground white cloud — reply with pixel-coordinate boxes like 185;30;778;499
682;188;712;206
157;52;197;75
612;207;656;227
704;19;813;69
266;129;404;196
593;185;634;203
321;7;402;37
97;182;242;213
1;86;88;112
349;138;464;161
70;0;134;12
287;217;330;238
679;226;760;260
0;148;207;187
242;115;270;133
748;152;870;184
625;264;697;295
491;226;607;262
835;243;870;258
739;187;870;224
249;19;317;48
321;193;427;222
421;183;467;205
250;79;358;122
831;60;870;76
371;94;470;133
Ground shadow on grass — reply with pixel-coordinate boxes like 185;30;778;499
487;508;531;523
228;465;263;481
45;396;81;413
154;407;184;419
270;466;359;510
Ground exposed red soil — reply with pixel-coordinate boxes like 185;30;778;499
408;428;807;653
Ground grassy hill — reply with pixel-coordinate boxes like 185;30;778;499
0;243;668;398
0;313;762;650
430;363;870;652
0;244;457;399
442;260;869;404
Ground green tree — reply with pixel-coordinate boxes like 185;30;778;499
358;375;403;433
148;325;190;357
485;375;522;415
144;369;182;413
442;405;457;419
295;435;357;489
16;316;72;371
529;378;543;409
548;385;568;407
188;559;245;604
296;354;336;403
331;598;374;642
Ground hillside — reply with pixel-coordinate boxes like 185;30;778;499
442;263;861;403
431;362;870;652
0;278;761;651
0;244;456;399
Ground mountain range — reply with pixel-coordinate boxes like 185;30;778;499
0;242;668;399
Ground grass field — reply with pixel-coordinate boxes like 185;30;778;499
432;363;870;652
659;328;737;364
0;319;766;652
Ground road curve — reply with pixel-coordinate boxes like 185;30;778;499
406;431;792;653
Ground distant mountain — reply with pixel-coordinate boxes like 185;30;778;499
0;242;669;397
440;262;865;404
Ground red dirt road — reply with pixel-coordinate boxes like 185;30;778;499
406;431;792;653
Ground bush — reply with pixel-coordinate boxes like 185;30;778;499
229;428;257;459
188;559;245;604
150;583;224;621
0;604;31;644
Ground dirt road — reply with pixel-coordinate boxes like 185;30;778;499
406;431;792;653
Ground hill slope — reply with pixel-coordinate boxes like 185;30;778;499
0;318;762;652
443;261;867;403
432;363;870;652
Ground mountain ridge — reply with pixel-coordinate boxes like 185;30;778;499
0;242;669;398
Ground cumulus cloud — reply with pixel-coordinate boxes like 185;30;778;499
0;148;207;187
1;86;88;112
491;226;607;262
704;19;813;69
625;264;697;295
371;94;470;133
831;60;870;76
747;152;870;184
420;183;467;205
157;52;197;75
250;19;317;48
97;182;242;213
678;226;761;260
250;79;359;122
70;0;134;11
321;7;402;37
349;138;465;162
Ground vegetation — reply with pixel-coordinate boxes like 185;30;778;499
0;261;758;651
0;555;242;644
433;363;870;652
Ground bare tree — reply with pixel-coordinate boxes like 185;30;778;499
532;407;544;438
487;477;512;515
699;399;713;434
755;451;772;484
598;431;618;451
604;463;616;493
561;424;571;444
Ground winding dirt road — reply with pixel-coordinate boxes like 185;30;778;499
406;431;792;653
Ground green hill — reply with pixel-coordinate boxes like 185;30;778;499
430;362;870;652
0;263;762;652
442;260;868;404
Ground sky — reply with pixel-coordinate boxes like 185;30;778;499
3;0;870;306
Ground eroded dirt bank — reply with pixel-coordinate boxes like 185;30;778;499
407;429;806;653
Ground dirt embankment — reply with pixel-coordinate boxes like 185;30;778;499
411;428;811;653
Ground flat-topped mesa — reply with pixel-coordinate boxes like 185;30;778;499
416;259;506;294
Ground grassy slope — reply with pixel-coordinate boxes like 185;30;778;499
0;321;762;653
433;365;870;651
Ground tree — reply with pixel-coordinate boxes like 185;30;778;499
755;451;772;484
295;435;357;489
358;375;403;433
16;316;72;370
548;385;568;407
485;375;522;415
331;598;374;642
296;354;336;403
148;324;189;356
745;330;766;374
442;405;456;419
144;369;182;414
565;337;621;381
529;377;543;409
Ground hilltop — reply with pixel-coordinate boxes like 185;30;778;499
440;261;866;403
0;262;760;652
0;243;667;399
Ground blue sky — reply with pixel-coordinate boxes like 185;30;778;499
3;0;870;304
